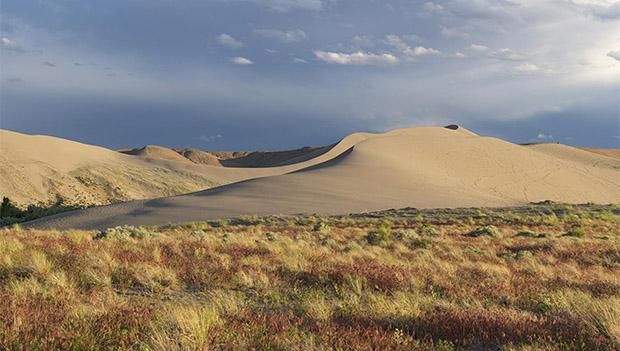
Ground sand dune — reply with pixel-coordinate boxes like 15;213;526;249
25;126;620;230
0;129;375;207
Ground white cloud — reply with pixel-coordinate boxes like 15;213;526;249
488;48;527;61
440;25;470;39
250;0;323;12
217;34;244;49
469;44;529;62
0;37;25;52
607;50;620;61
536;133;554;141
515;63;540;72
293;57;308;63
455;51;467;58
1;37;15;47
470;44;489;51
385;35;441;57
231;56;253;65
199;134;223;142
413;46;440;55
314;50;398;65
253;29;306;43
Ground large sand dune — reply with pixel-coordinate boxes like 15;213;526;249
24;126;620;230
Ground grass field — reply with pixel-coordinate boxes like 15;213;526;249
1;203;619;350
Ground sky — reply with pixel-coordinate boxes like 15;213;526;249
1;0;619;150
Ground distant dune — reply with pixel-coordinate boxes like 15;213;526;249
118;145;195;164
24;126;620;230
120;144;330;168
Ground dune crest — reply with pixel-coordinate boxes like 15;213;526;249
23;126;620;230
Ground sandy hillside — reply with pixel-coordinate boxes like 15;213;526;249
0;129;374;207
26;126;620;230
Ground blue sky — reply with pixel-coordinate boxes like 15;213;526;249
1;0;619;149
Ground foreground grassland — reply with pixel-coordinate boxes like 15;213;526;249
1;204;619;350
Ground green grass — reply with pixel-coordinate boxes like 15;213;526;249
0;203;619;350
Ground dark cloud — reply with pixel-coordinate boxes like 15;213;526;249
608;50;620;62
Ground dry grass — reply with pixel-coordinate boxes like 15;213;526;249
0;203;619;350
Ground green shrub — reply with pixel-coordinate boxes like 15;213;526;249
562;227;585;238
408;237;434;249
392;228;418;241
94;225;155;240
209;219;229;228
312;220;329;232
191;230;208;240
500;250;533;260
418;224;438;236
466;225;500;238
364;226;392;246
436;339;455;351
516;230;549;238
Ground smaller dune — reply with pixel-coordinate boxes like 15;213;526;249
119;145;193;164
175;148;223;166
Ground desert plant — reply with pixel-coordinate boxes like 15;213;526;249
516;230;549;238
364;226;392;246
466;225;500;238
312;220;329;232
94;225;155;240
418;224;438;236
392;228;418;241
562;227;585;238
